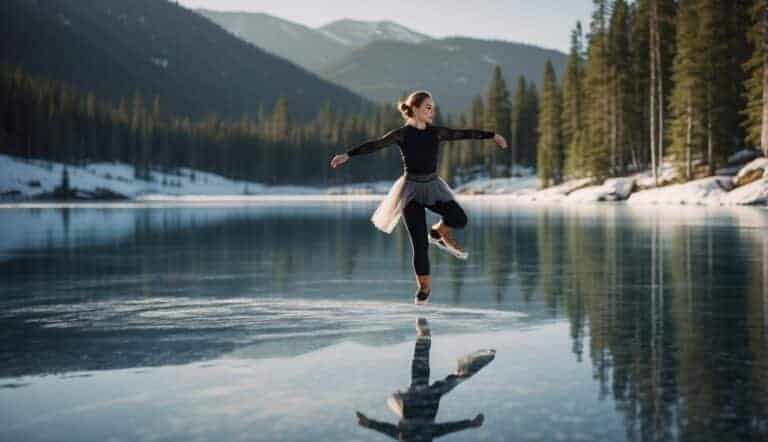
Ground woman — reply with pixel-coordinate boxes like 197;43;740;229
329;90;508;304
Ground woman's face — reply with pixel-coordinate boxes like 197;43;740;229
414;97;434;123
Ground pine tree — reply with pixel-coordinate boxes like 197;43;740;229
562;22;586;178
584;0;612;179
668;0;705;180
470;95;486;173
511;76;527;168
270;95;290;141
525;81;540;168
484;65;512;177
537;60;564;187
698;0;748;174
607;0;632;175
741;0;767;154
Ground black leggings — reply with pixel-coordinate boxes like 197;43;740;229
402;199;467;276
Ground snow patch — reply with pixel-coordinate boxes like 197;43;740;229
627;176;734;206
735;157;768;181
564;177;635;202
721;177;768;205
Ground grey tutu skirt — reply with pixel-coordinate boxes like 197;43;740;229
371;171;456;234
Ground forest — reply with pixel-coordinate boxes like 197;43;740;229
1;0;765;188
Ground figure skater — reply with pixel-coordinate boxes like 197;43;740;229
329;90;508;304
355;317;496;441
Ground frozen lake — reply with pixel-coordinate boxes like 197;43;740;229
1;199;767;441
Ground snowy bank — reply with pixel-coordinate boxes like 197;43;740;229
0;154;394;200
626;176;734;206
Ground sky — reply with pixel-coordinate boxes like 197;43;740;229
175;0;594;53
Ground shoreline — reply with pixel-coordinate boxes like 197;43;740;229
2;193;766;209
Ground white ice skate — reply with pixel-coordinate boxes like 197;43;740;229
428;229;469;260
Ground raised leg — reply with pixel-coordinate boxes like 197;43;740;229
427;200;468;258
427;200;468;231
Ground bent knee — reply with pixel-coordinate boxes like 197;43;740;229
448;213;467;229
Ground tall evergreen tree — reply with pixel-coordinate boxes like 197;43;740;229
525;81;540;168
270;95;290;142
668;0;705;180
537;60;564;187
698;0;750;174
607;0;633;175
741;0;767;154
562;22;587;178
584;0;612;179
470;95;486;172
511;76;528;168
484;65;513;177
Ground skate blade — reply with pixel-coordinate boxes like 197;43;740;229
428;236;469;260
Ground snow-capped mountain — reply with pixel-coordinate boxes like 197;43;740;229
194;10;567;116
196;9;350;72
317;19;433;47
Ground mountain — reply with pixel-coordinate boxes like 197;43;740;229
192;11;568;116
195;9;350;72
1;0;372;121
320;37;568;117
195;12;433;71
316;18;432;47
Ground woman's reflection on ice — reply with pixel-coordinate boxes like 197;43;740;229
356;317;496;441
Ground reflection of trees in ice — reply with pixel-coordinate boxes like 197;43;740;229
531;205;768;442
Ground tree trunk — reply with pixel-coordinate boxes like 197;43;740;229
611;74;617;175
707;109;713;175
686;90;692;180
654;0;664;180
650;0;658;185
657;34;664;180
762;4;768;156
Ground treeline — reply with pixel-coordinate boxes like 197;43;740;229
0;64;393;185
0;62;542;186
437;65;541;181
534;0;764;188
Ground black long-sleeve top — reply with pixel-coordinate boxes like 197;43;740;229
345;123;496;174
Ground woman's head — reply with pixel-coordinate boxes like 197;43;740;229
398;90;434;123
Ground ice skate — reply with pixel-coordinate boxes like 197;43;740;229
428;227;468;260
414;275;431;305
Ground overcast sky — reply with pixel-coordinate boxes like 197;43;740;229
176;0;593;53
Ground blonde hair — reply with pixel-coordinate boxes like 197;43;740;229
397;90;432;120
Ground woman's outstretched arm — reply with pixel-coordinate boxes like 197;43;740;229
330;127;403;168
347;127;403;156
434;126;508;148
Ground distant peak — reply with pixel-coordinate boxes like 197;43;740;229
317;18;431;47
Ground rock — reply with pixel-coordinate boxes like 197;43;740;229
734;168;764;187
564;177;636;202
727;148;762;165
735;158;768;183
722;177;768;205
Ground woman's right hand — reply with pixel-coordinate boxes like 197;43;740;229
330;153;349;168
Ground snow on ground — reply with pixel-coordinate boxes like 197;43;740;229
627;176;734;206
0;154;382;200
632;163;679;189
2;152;767;206
0;154;280;199
735;157;768;181
563;177;635;202
721;176;768;205
454;176;539;195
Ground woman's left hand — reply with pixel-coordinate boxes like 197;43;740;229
494;134;508;149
